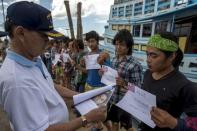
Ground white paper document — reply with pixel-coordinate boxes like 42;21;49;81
101;65;118;85
74;85;115;115
52;53;60;65
84;54;101;69
62;53;72;63
75;100;98;115
116;84;156;128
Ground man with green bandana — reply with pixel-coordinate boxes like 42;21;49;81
147;34;178;52
139;32;197;131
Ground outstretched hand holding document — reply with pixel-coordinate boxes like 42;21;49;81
116;83;157;128
73;85;115;115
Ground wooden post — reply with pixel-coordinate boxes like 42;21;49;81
77;2;83;39
64;0;75;39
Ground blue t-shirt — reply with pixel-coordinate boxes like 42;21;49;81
86;57;110;87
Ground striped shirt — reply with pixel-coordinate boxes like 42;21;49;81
110;55;143;104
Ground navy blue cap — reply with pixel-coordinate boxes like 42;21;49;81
6;1;64;38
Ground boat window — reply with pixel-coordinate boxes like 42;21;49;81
118;25;125;30
141;45;147;51
134;2;143;16
143;23;152;37
175;0;188;6
118;6;124;17
134;44;139;50
107;38;113;44
133;25;141;37
180;62;184;67
174;23;191;36
145;0;155;14
112;25;118;31
115;0;135;4
112;7;118;18
158;0;170;11
126;5;133;17
155;21;168;34
189;62;197;68
125;25;131;32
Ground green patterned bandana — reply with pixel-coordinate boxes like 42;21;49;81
147;34;178;52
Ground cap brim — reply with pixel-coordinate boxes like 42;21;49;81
0;31;8;37
45;30;65;39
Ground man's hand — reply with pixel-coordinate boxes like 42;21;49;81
80;58;85;66
85;106;107;123
116;77;127;88
97;51;109;65
150;107;177;129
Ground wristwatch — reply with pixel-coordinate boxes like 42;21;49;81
81;115;88;127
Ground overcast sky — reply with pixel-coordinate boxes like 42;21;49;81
0;0;114;37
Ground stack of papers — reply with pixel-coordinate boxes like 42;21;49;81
73;85;115;115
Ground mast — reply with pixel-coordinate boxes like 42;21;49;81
1;0;5;23
64;0;75;39
77;2;83;39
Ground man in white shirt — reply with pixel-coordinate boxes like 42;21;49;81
0;1;106;131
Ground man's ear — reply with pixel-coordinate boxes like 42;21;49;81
13;26;25;42
170;52;176;62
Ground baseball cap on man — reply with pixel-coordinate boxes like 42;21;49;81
6;1;64;38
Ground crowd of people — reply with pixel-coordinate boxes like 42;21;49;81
0;1;197;131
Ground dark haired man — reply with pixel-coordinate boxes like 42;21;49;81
106;29;143;131
84;30;110;91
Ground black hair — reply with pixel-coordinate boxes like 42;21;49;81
61;36;70;48
158;32;183;68
68;38;74;43
4;20;15;38
62;36;70;43
113;29;134;55
85;30;99;42
75;39;84;50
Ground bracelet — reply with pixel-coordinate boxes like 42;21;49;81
81;115;88;127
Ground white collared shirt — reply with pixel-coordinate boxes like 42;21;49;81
0;50;69;131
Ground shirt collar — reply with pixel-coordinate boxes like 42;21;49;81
6;50;48;79
115;55;131;62
6;49;39;67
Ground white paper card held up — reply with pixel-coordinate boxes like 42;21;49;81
116;84;156;128
52;53;60;65
101;65;118;85
84;54;101;69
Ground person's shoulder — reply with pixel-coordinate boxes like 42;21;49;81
128;55;141;64
181;78;197;91
0;58;15;76
0;58;36;89
0;59;18;89
173;70;189;83
127;55;143;69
